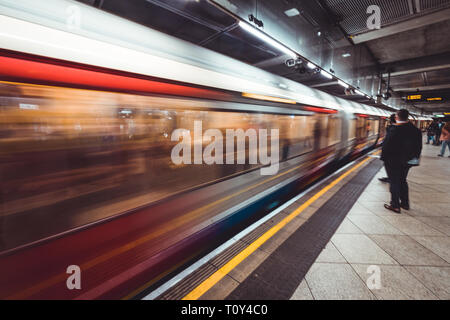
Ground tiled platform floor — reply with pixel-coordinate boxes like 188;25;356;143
291;142;450;300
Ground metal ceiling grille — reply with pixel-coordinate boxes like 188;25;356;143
325;0;450;36
325;0;411;35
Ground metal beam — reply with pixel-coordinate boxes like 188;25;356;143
198;23;238;46
381;52;450;77
145;0;223;32
253;55;290;68
384;64;450;77
352;8;450;44
394;84;450;92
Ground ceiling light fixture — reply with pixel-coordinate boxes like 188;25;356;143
239;21;297;58
338;80;349;88
320;70;333;79
307;62;316;69
284;8;300;17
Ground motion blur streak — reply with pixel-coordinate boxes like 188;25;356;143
0;1;409;299
0;54;225;99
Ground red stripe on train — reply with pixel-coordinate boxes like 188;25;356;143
0;55;225;99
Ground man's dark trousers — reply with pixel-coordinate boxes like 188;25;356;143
385;162;411;208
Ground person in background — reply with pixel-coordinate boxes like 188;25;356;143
435;120;443;146
426;120;437;145
438;122;450;157
379;114;396;183
381;109;422;214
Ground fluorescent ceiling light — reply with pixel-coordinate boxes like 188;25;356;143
355;89;365;96
239;21;297;58
307;62;316;69
342;53;351;58
320;70;333;79
284;8;300;17
338;80;349;88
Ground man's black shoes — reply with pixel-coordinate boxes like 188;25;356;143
400;203;410;210
384;204;401;214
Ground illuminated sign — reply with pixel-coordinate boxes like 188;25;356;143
427;97;443;101
407;95;422;100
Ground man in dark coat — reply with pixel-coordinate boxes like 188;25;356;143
381;109;422;213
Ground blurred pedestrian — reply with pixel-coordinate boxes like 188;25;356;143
426;120;437;145
381;109;422;214
438;123;450;157
435;120;443;146
379;114;396;183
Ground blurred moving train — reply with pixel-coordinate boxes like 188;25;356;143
0;0;429;299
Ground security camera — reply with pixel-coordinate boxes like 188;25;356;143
248;14;264;28
285;59;303;68
285;59;296;67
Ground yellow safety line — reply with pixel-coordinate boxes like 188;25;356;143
182;153;377;300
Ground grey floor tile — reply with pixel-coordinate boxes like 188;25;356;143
358;191;392;202
347;202;375;216
315;242;347;263
347;215;404;235
406;202;450;217
380;215;445;236
369;235;448;266
351;264;438;300
411;236;450;264
305;263;376;300
404;266;450;300
413;216;450;236
290;280;314;300
335;218;363;234
358;201;399;216
331;234;398;265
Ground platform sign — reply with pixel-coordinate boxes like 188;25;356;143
406;95;422;100
427;97;443;101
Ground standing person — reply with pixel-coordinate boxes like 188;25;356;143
379;114;396;183
438;123;450;157
426;120;437;145
381;109;422;214
435;120;443;146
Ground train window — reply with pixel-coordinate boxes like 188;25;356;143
277;114;314;159
0;82;319;251
327;116;342;146
356;116;366;139
348;118;356;140
380;118;387;137
373;119;380;136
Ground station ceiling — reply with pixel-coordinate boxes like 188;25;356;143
77;0;450;114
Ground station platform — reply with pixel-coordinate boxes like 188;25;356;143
145;143;449;300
